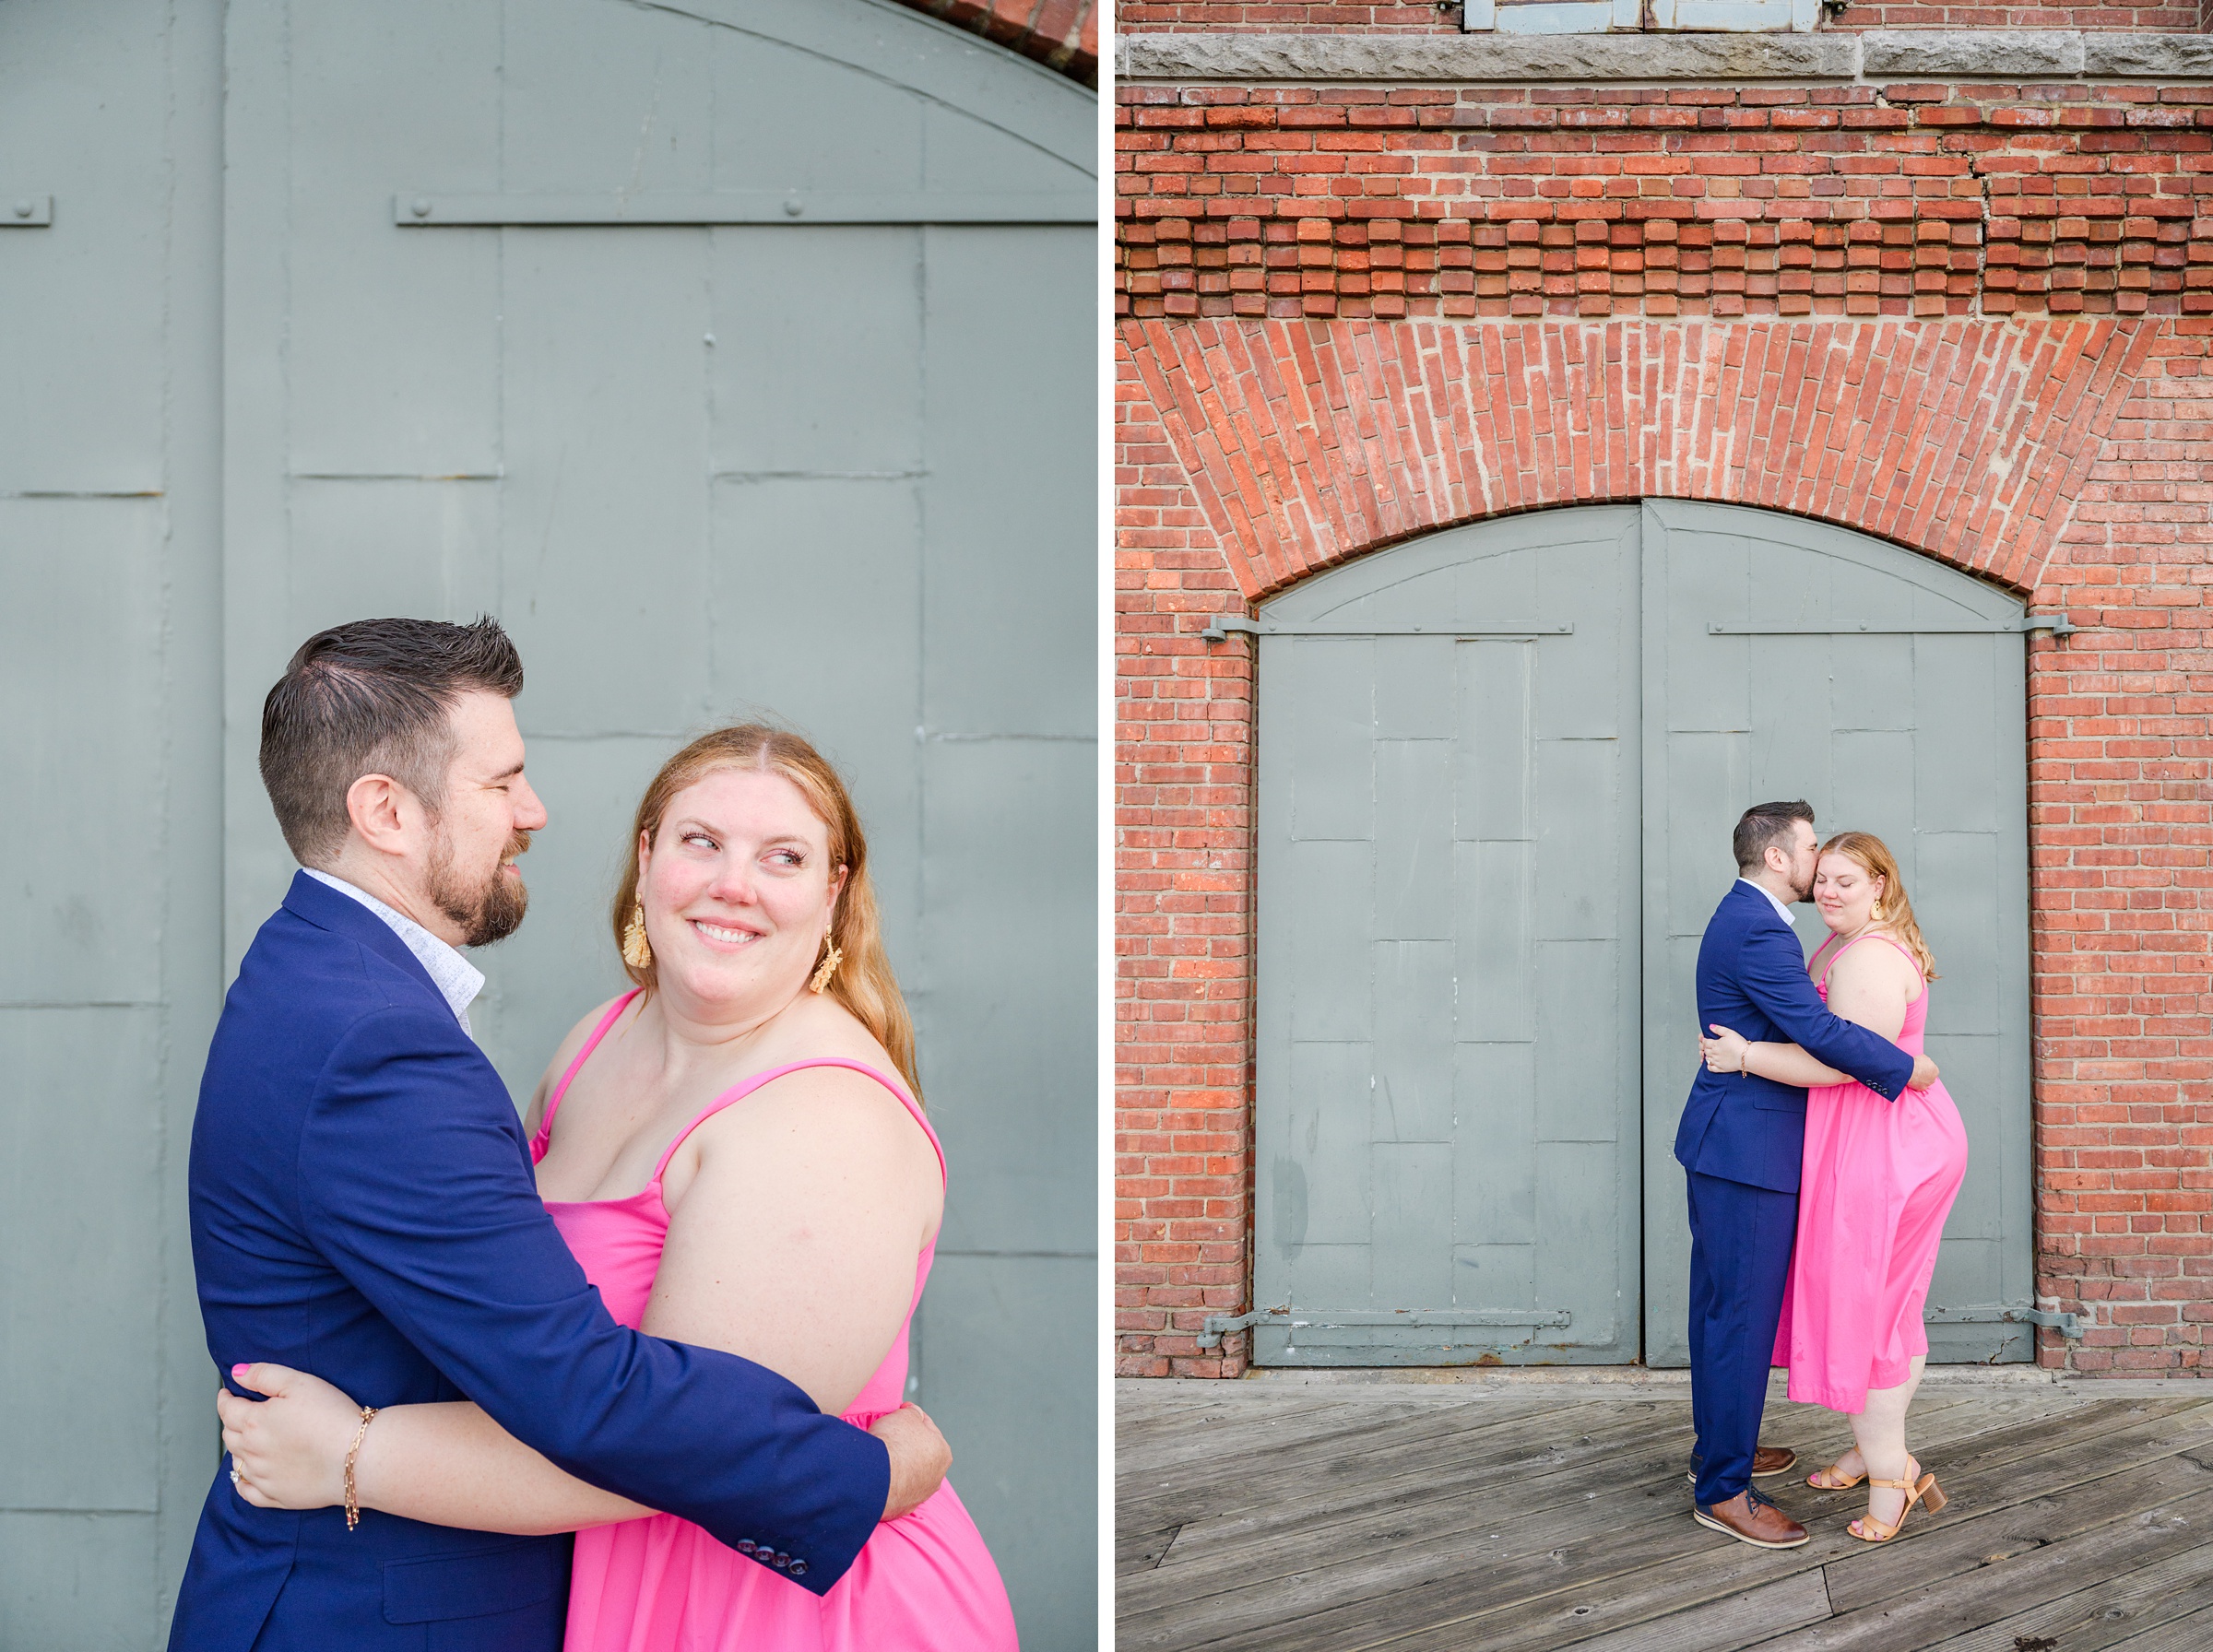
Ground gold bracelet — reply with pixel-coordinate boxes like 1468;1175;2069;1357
1740;1044;1754;1076
343;1406;379;1532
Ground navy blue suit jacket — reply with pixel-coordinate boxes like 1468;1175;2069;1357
1673;880;1916;1194
170;874;889;1652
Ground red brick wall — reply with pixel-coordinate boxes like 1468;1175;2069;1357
1117;313;2213;1378
1114;3;2204;29
1118;80;2213;324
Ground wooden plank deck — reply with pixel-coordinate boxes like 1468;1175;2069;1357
1118;1372;2213;1651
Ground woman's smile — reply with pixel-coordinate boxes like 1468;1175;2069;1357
689;917;765;949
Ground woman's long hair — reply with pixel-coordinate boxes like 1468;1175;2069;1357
1820;831;1939;982
611;724;920;1103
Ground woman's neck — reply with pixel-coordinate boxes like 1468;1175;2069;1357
635;980;800;1083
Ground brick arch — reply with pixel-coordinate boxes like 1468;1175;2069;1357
890;0;1099;85
1123;316;2160;607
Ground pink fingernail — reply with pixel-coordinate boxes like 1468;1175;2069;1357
231;1364;249;1381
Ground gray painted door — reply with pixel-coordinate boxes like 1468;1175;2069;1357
1252;508;1645;1364
1251;502;2032;1371
1640;499;2032;1367
5;2;1095;1646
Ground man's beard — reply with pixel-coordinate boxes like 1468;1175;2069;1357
429;828;532;948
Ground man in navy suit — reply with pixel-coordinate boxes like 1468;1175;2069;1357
172;618;951;1651
1674;800;1937;1550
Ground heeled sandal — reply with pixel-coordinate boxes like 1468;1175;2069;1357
1847;1457;1947;1543
1806;1458;1866;1492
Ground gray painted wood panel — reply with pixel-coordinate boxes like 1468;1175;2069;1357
1254;502;2032;1376
0;2;228;1646
1640;499;2032;1367
6;2;1092;1646
1255;507;1643;1364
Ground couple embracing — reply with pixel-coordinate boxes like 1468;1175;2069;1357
172;618;1017;1651
1676;800;1970;1553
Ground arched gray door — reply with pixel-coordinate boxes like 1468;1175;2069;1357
1249;501;2032;1368
1;2;1093;1645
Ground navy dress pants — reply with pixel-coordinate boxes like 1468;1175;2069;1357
1686;1169;1798;1509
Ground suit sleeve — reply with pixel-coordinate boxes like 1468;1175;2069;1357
294;1004;887;1592
1735;924;1914;1101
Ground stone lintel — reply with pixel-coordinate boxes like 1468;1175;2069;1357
1116;30;2213;83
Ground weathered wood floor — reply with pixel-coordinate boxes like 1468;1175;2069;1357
1118;1372;2213;1651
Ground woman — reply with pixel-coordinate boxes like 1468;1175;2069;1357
1700;832;1969;1544
219;725;1019;1650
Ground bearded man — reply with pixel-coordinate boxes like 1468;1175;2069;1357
172;618;946;1651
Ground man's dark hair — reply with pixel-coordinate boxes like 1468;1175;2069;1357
259;617;524;865
1733;799;1816;874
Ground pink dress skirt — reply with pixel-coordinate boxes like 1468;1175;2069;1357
1774;937;1970;1412
533;993;1020;1651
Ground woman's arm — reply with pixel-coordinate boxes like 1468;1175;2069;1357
645;1066;942;1415
1701;1022;1850;1087
219;1364;654;1533
1700;943;1919;1088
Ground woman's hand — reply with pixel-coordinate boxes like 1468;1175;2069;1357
1701;1023;1750;1074
217;1363;361;1511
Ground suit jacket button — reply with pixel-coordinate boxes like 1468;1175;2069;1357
737;1540;757;1554
787;1560;808;1577
773;1552;791;1568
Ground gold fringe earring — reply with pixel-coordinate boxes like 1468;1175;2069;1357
809;930;842;995
621;903;653;970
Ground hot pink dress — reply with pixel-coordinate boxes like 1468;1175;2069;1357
1773;936;1970;1412
529;991;1019;1652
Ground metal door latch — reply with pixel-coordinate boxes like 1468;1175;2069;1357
1201;617;1572;643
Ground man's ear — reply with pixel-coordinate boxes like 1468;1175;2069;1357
345;773;418;856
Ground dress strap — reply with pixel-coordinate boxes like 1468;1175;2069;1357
532;989;641;1151
1814;931;1879;992
649;1058;942;1187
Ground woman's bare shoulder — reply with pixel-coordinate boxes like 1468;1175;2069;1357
522;992;635;1136
706;1008;932;1179
1828;935;1918;996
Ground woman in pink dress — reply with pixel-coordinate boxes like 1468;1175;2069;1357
219;725;1019;1650
1700;832;1968;1544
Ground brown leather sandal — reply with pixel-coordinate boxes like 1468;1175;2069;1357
1847;1457;1947;1542
1807;1457;1867;1491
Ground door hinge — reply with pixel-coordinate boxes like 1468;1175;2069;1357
1705;613;2075;639
1925;1302;2083;1339
1199;1305;1572;1348
394;191;1092;227
1201;617;1571;643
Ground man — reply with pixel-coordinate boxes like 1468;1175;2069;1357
171;617;949;1651
1674;800;1937;1551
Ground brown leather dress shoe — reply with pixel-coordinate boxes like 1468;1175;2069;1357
1685;1444;1798;1484
1693;1489;1809;1551
1752;1445;1798;1478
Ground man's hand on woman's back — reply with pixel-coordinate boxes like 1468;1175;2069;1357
871;1403;951;1520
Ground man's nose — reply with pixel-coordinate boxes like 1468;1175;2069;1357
514;775;550;832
